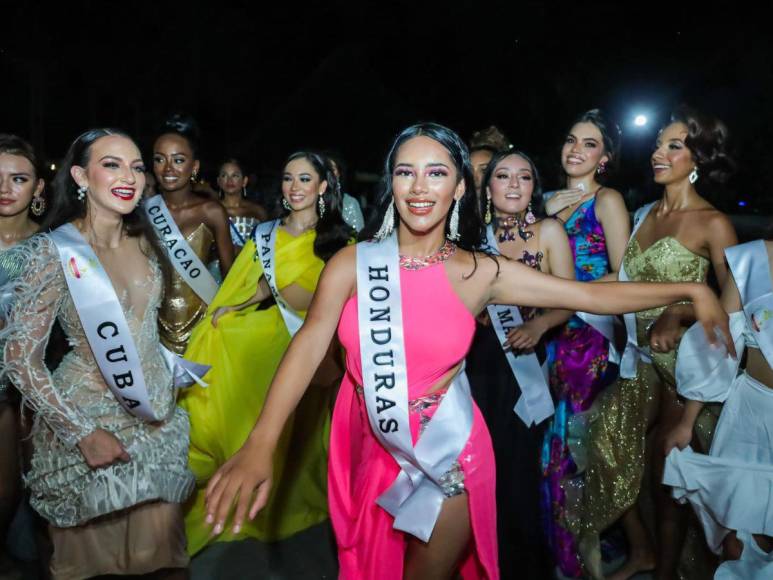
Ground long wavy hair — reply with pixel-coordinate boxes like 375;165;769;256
278;151;352;261
43;128;172;291
360;122;486;253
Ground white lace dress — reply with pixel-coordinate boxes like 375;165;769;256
0;234;194;528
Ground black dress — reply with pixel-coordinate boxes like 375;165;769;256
465;250;554;579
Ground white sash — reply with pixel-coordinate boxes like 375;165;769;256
618;202;657;378
484;226;554;426
50;224;206;422
144;196;219;304
356;233;473;542
253;220;304;337
726;240;773;366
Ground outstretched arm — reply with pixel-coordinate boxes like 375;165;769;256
204;245;356;533
489;258;734;357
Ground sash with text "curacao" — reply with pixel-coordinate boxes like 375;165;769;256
485;225;554;426
356;232;473;542
144;195;219;304
253;220;305;336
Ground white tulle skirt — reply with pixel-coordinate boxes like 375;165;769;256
664;372;773;555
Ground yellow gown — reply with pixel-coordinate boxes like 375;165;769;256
179;228;330;555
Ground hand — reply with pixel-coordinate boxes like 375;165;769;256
505;319;546;351
663;422;693;455
544;187;586;217
691;285;737;359
205;441;274;535
77;429;131;469
649;306;686;353
211;306;234;328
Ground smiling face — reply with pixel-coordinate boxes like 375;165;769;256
470;149;494;193
70;135;146;216
561;121;609;178
651;122;695;186
0;153;43;218
217;162;248;196
152;133;199;193
390;135;465;236
487;154;534;217
281;157;327;212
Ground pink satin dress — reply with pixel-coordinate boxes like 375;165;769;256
330;261;498;579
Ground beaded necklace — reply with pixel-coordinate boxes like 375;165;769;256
399;240;456;270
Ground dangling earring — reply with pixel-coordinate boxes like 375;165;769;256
190;172;199;183
30;194;46;216
688;167;699;184
596;161;607;175
524;202;536;224
242;186;247;198
282;198;292;211
77;185;87;201
484;195;492;224
318;195;326;218
448;198;460;241
375;202;395;240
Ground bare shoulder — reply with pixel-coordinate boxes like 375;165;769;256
200;198;230;222
595;187;627;212
537;217;568;240
318;244;357;296
702;208;736;239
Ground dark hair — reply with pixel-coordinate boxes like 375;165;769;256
157;113;201;158
480;150;545;216
360;122;486;254
669;105;735;184
279;151;351;261
565;108;622;183
0;134;43;179
469;144;499;157
43;128;172;291
218;157;246;175
322;150;347;189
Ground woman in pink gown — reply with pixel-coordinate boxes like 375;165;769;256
203;123;732;580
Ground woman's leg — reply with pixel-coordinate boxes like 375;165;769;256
652;384;688;580
404;494;472;580
607;506;656;580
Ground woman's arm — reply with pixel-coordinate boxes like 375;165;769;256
489;258;734;355
203;200;236;276
211;276;272;327
505;219;575;349
595;188;631;274
205;245;356;532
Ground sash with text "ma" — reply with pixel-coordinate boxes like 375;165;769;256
356;233;473;542
485;225;553;426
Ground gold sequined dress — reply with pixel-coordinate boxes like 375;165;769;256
574;236;713;576
158;223;214;354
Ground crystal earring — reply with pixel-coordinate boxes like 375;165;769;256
688;167;699;184
318;195;326;218
282;198;291;211
190;172;199;183
448;198;461;241
30;194;46;216
596;161;607;175
524;202;536;224
375;202;395;240
77;185;87;201
484;195;492;224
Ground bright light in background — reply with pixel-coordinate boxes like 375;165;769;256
634;115;648;127
50;163;56;171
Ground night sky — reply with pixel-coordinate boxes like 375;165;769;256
2;2;772;213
